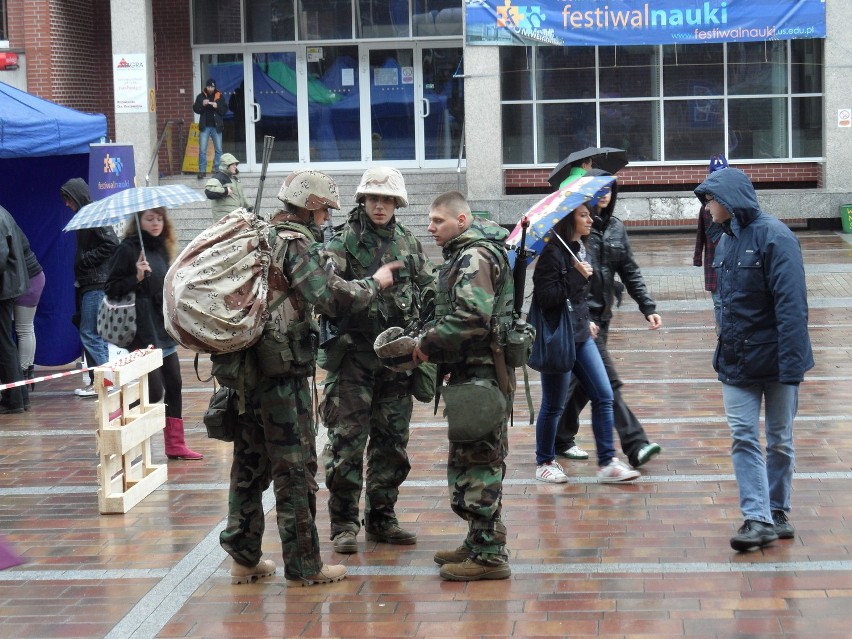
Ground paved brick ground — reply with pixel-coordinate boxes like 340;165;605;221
1;230;851;638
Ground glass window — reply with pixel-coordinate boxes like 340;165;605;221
536;46;596;101
503;104;533;164
246;0;296;42
500;48;532;101
664;99;724;161
537;102;596;165
728;41;787;95
728;97;787;159
600;101;660;161
299;0;353;40
792;96;822;157
599;46;659;98
0;1;6;41
791;39;823;94
417;0;463;36
307;46;360;161
193;0;242;44
359;0;410;38
662;44;723;97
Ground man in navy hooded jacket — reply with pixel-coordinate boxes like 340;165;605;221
695;168;813;552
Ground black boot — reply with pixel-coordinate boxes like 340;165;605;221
23;366;34;392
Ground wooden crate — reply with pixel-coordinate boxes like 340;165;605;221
94;349;168;514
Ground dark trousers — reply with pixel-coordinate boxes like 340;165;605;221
554;320;649;466
0;298;25;409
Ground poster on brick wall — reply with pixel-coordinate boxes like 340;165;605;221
113;53;148;113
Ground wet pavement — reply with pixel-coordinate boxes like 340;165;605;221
1;230;851;638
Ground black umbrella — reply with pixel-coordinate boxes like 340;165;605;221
548;147;628;189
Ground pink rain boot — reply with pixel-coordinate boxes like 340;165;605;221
163;417;204;460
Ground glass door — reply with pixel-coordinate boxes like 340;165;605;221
421;45;464;164
199;53;246;169
367;47;417;163
247;51;300;167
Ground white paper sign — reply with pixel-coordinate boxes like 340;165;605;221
839;108;851;128
113;54;148;113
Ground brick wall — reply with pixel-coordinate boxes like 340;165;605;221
505;162;823;192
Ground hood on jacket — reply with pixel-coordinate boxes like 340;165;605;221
219;153;240;171
586;168;618;229
694;167;761;230
60;178;92;210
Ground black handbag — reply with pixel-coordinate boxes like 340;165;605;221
527;298;576;374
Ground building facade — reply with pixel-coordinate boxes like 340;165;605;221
3;0;850;238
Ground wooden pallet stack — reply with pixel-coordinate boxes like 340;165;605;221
94;349;168;514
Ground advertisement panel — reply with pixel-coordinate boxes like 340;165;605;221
88;144;135;201
466;0;827;46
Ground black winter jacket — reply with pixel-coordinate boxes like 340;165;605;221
60;178;120;293
695;168;814;385
532;238;591;345
583;173;656;323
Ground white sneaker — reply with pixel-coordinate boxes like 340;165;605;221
75;384;97;398
559;445;590;460
536;460;569;483
597;458;640;483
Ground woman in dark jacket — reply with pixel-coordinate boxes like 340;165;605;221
105;207;202;460
531;203;638;483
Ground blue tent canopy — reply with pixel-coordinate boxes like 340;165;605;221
0;81;107;159
0;81;107;366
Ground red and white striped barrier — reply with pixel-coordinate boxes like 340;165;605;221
0;347;157;392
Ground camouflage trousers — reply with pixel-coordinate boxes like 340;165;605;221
321;349;413;538
219;376;322;581
446;374;512;565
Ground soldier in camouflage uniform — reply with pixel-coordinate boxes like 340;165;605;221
219;170;402;587
413;191;515;581
319;167;436;554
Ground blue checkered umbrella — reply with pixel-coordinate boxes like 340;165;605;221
63;184;206;232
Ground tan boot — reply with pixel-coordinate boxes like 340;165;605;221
332;531;358;554
433;545;470;566
439;558;511;581
230;558;276;584
285;564;347;587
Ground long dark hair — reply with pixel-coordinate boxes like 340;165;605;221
552;205;587;246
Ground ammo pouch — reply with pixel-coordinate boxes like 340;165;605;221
210;350;254;388
442;378;507;443
202;386;238;442
411;362;438;403
254;320;317;377
504;319;535;368
317;332;353;372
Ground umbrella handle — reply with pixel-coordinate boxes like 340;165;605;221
135;213;150;277
551;231;579;263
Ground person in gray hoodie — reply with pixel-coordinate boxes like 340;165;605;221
60;179;119;397
695;167;813;552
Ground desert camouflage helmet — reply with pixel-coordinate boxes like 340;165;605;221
373;326;419;372
277;169;340;210
354;166;409;208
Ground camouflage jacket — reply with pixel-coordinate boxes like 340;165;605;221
265;213;380;335
418;220;514;366
321;207;436;340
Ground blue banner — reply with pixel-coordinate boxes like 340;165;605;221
88;143;135;201
466;0;826;46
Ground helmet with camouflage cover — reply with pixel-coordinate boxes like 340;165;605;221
354;166;409;208
373;326;418;372
277;169;340;210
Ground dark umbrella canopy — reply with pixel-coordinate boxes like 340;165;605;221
548;147;628;189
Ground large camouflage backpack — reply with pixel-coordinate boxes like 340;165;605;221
163;208;307;354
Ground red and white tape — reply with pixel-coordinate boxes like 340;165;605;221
0;347;157;392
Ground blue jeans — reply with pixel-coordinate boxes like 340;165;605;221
536;336;616;467
80;289;110;367
198;126;222;173
722;381;798;524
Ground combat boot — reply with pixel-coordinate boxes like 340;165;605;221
285;564;347;587
439;558;511;581
332;530;358;553
230;558;276;584
365;523;417;545
433;545;470;565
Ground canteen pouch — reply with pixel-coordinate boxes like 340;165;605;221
411;362;438;403
503;319;535;368
317;332;353;372
255;320;316;377
209;350;260;389
202;386;238;442
442;378;507;443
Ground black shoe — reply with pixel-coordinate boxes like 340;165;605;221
730;519;779;552
772;510;795;539
197;172;206;180
0;404;25;414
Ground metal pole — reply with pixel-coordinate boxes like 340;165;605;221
253;135;275;218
